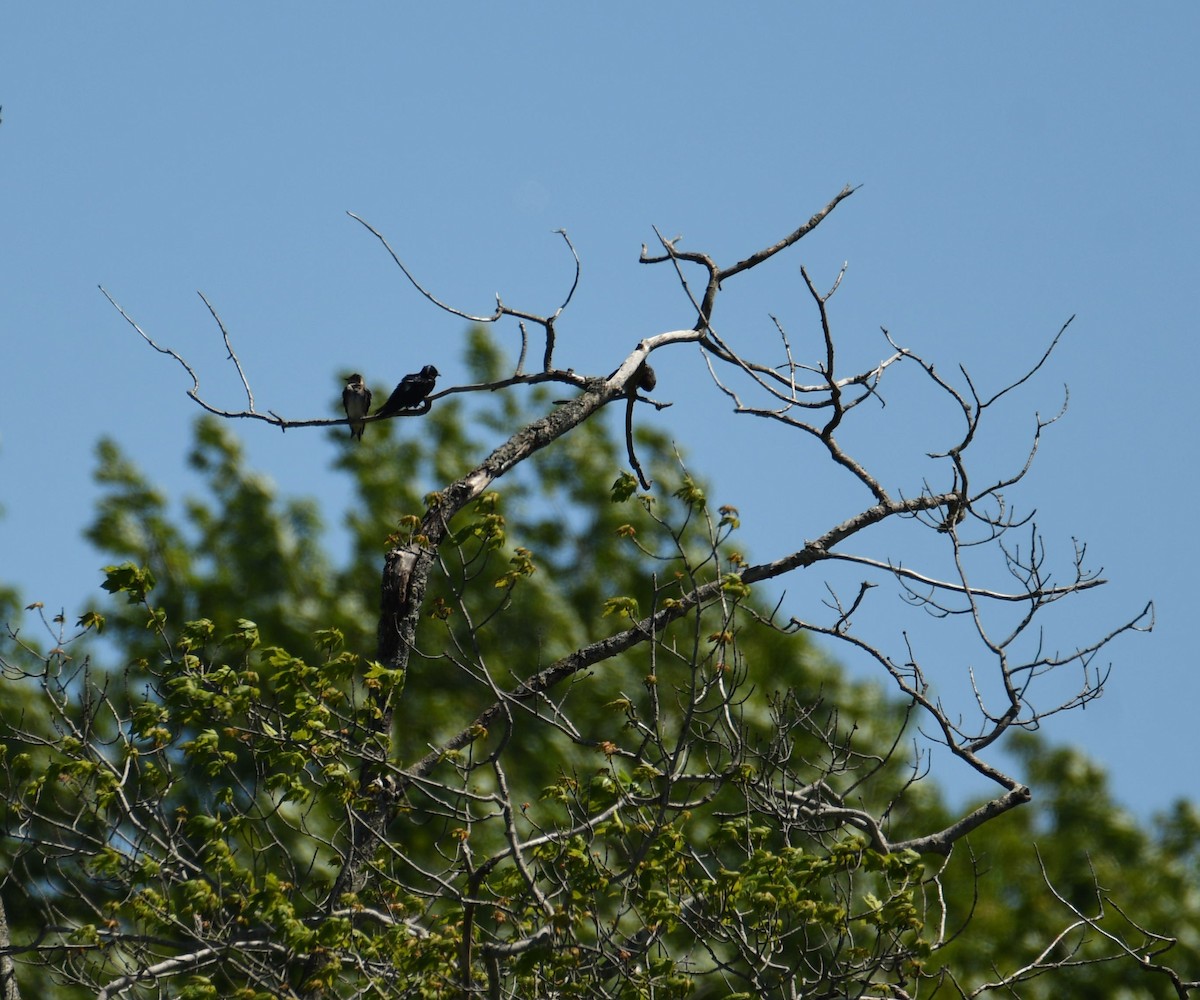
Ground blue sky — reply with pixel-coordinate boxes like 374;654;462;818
2;7;1195;817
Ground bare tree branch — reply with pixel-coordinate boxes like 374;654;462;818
11;190;1154;1000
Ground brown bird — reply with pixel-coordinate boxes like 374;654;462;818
342;373;373;440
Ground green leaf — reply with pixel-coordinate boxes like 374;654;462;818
610;471;638;502
672;475;706;509
601;596;640;620
76;609;105;632
100;562;156;603
222;618;260;651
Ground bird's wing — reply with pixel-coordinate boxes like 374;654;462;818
376;383;407;415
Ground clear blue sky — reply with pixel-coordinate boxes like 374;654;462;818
2;7;1195;817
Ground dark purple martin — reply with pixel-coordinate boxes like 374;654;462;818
342;373;373;441
375;365;440;417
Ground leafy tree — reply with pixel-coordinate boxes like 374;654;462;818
2;190;1194;998
930;736;1200;998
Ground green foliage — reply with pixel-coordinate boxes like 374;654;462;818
0;328;1195;998
929;735;1200;998
0;593;380;995
87;423;343;663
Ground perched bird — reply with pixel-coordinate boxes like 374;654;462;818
634;361;657;393
342;373;373;441
375;365;440;417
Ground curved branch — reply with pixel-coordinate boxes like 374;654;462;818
720;184;859;283
892;785;1032;857
346;211;502;324
101;286;201;396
